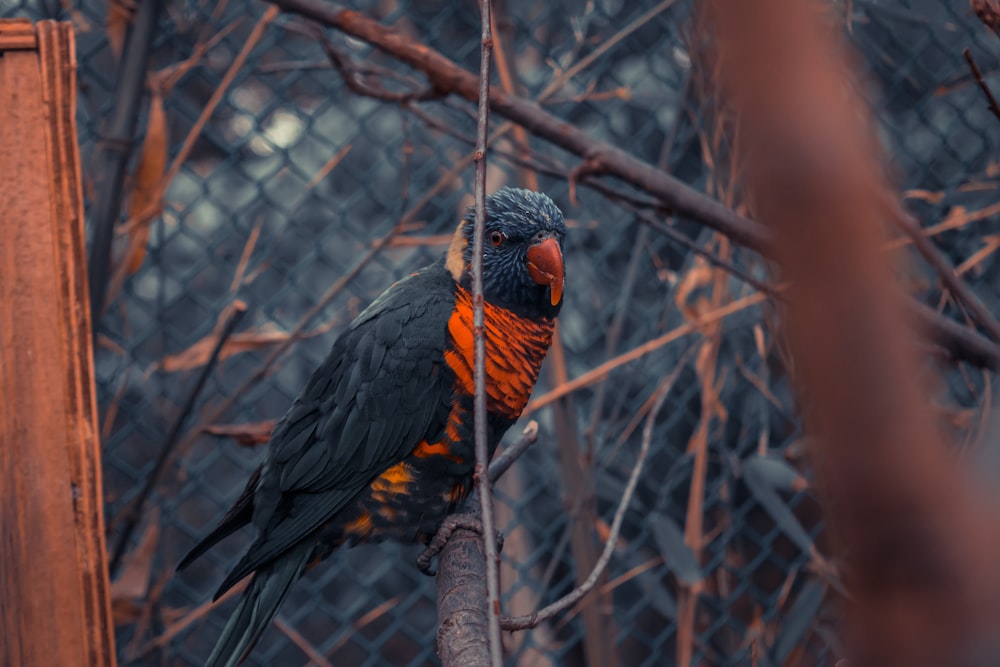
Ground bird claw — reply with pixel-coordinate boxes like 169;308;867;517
416;513;504;576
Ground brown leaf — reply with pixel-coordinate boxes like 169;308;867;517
674;257;714;321
158;326;290;374
111;597;144;626
902;189;945;205
125;86;169;275
110;510;159;625
107;0;134;64
204;420;276;446
972;0;1000;35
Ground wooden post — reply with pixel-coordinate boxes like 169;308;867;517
0;19;117;667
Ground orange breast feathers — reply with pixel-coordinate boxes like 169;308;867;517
443;286;555;419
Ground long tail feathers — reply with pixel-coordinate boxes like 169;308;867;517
204;541;313;667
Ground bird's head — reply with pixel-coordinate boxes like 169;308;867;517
446;187;566;319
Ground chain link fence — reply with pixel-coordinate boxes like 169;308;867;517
3;0;998;665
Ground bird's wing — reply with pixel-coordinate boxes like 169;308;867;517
214;266;456;596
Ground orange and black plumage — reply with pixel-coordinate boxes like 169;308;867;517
177;187;567;667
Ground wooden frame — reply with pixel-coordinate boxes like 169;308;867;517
0;19;116;667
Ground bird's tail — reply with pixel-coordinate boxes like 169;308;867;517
204;541;313;667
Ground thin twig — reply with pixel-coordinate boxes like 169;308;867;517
273;618;336;667
313;27;442;102
488;421;539;483
525;290;771;415
157;225;404;484
964;48;1000;123
635;210;781;301
887;199;1000;343
470;0;502;662
500;358;682;631
114;6;279;244
108;301;247;576
584;77;690;458
159;6;278;197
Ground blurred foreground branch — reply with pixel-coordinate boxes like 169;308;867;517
704;1;1000;664
269;0;1000;371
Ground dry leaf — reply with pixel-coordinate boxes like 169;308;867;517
111;597;145;626
158;326;290;373
204;420;276;446
107;0;134;64
973;0;1000;35
594;517;627;550
125;86;169;275
674;257;714;321
110;510;158;626
956;234;1000;276
902;189;945;205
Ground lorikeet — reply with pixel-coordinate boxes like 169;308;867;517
178;187;566;667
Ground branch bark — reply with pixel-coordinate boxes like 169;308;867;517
435;425;539;667
269;0;1000;371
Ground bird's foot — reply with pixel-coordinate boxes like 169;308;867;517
416;513;504;576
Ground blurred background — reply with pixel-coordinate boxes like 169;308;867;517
2;1;998;665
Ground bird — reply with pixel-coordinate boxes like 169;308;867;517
177;187;567;667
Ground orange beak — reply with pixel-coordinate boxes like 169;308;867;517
526;237;564;306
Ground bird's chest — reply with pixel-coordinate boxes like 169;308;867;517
443;287;555;420
332;290;554;546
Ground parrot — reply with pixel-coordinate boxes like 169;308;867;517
177;187;567;667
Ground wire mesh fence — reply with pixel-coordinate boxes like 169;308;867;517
2;0;998;665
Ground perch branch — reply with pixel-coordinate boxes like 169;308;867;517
434;423;538;667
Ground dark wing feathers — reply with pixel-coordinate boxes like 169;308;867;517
176;466;262;571
209;266;456;597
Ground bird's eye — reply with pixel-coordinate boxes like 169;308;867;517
490;230;504;247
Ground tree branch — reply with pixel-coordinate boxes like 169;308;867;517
87;0;165;329
268;0;1000;371
963;47;1000;123
434;424;539;667
108;300;247;576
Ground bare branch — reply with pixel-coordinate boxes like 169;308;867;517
312;25;442;102
488;420;539;483
963;48;1000;123
109;301;247;576
887;198;1000;344
433;421;538;667
500;353;691;631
